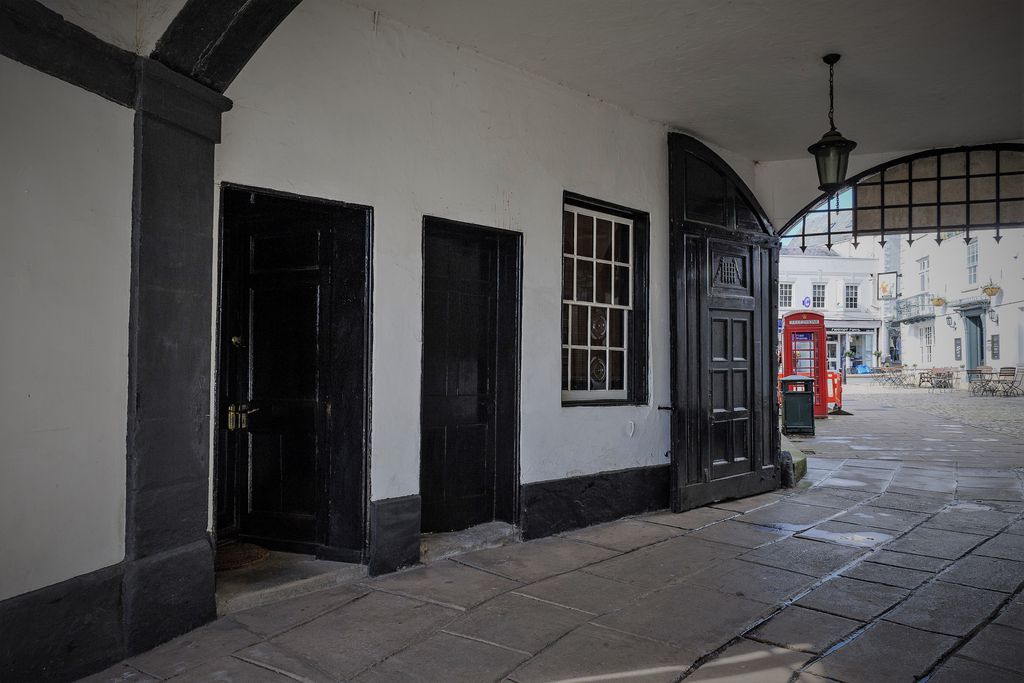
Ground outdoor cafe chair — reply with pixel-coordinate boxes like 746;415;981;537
995;366;1023;397
966;366;995;396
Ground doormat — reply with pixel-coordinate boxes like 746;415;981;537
215;542;270;572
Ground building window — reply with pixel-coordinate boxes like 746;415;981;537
918;257;930;292
967;241;978;285
561;195;648;404
812;283;826;308
922;326;934;364
844;284;859;309
779;283;793;308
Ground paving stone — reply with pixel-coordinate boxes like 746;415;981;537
163;656;294;681
885;526;986;560
230;583;370;636
749;605;861;654
741;537;866;577
929;655;1024;683
807;621;956;682
687;520;790;548
958;487;1024;502
710;492;786;513
128;618;261;679
734;502;837;532
993;596;1024;630
870;549;951;572
583;536;739;588
685;558;814;604
974;533;1024;561
507;623;695;682
76;663;157;683
869;492;950;514
884;580;1005;636
644;506;737;529
443;592;590;654
957;624;1024;673
268;591;456;679
233;641;337;682
833;505;930;531
455;536;618;583
798;520;895;548
887;486;955;500
924;506;1018;535
939;554;1024;593
786;488;876;510
795;576;908;621
684;638;808;682
594;582;769;651
366;558;519;609
841;561;933;590
562;519;685;551
351;631;528;682
513;569;646;615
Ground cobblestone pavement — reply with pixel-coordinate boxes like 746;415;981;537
82;395;1024;683
839;380;1024;441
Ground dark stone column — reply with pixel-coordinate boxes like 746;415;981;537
123;57;231;655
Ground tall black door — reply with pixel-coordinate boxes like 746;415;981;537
965;314;985;368
217;186;371;559
421;218;521;533
669;134;780;511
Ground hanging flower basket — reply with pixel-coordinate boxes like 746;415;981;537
982;283;1001;297
931;297;947;307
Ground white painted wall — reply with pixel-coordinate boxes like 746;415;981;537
0;57;133;600
217;0;756;500
35;0;185;54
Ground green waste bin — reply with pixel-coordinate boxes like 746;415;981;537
781;374;815;436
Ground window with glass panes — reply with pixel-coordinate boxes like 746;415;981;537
812;283;826;308
967;241;978;285
562;206;632;400
779;283;793;308
918;257;929;292
922;325;934;363
844;284;859;309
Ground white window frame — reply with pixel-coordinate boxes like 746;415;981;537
779;282;793;309
811;283;826;308
918;256;930;292
562;205;633;402
922;325;934;364
966;241;978;285
844;283;859;310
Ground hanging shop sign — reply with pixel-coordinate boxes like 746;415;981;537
876;271;898;300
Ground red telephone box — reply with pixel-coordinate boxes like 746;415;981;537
782;311;828;418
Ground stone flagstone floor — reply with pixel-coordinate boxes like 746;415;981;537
82;392;1024;682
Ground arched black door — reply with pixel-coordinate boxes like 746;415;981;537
668;134;781;510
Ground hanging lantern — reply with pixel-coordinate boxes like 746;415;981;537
808;54;857;194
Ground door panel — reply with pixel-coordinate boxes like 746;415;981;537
669;133;780;511
217;187;371;559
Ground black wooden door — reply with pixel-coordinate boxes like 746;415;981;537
669;134;780;511
217;187;371;559
421;218;520;533
965;314;984;368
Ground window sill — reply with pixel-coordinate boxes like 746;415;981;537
562;399;648;408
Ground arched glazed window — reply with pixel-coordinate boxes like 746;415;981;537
781;144;1024;248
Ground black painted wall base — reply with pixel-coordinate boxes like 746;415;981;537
519;464;670;539
368;495;422;576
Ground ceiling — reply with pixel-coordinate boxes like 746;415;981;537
355;0;1023;161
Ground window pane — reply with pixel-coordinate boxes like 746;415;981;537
591;307;608;347
562;348;569;390
562;210;574;254
577;214;594;257
590;350;607;390
609;308;624;348
571;349;588;390
562;257;574;300
609;350;624;390
613;265;630;306
576;259;594;302
596;219;613;260
571;305;588;346
614;223;630;263
561;304;570;345
595;262;612;304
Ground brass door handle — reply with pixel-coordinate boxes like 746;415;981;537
227;404;259;431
